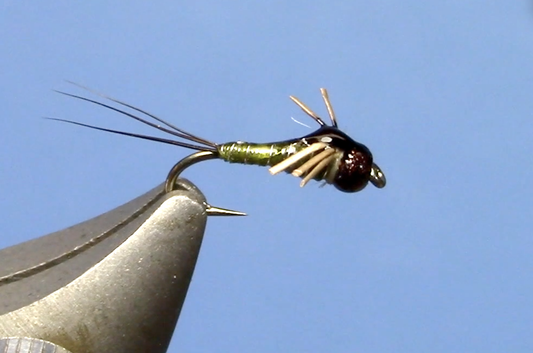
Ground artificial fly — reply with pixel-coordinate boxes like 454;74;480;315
50;84;386;215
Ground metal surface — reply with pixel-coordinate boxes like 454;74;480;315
0;179;209;353
0;337;73;353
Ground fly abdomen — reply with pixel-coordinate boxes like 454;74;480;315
218;140;308;167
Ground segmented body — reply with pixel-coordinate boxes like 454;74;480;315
218;139;305;166
218;139;343;183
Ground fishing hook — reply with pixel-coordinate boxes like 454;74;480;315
165;150;246;216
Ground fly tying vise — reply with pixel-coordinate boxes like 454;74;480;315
50;84;386;215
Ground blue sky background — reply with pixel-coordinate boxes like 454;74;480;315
2;2;533;352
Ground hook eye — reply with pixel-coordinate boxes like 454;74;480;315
369;163;386;188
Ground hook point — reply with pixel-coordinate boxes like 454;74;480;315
206;204;247;216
